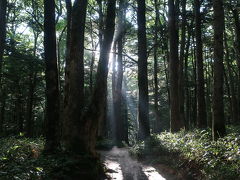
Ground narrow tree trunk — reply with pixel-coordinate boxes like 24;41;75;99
232;8;240;123
0;92;6;134
63;0;72;114
26;72;37;137
0;0;7;131
137;0;150;139
89;16;95;93
179;0;186;129
224;33;238;124
168;0;183;132
153;0;161;133
212;0;225;139
122;77;128;144
26;33;38;138
0;0;7;84
44;0;60;152
195;0;207;128
97;0;104;48
184;23;192;129
224;68;232;124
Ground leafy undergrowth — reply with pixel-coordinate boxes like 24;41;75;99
130;126;240;180
0;136;105;180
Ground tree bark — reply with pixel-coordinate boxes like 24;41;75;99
137;0;150;139
44;0;60;152
153;0;161;133
224;33;238;124
195;0;207;128
0;0;7;134
178;0;186;130
26;72;37;137
84;0;116;155
168;0;183;132
63;0;72;116
0;0;6;84
232;8;240;123
212;0;225;139
62;0;88;152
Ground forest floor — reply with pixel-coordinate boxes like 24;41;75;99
99;147;183;180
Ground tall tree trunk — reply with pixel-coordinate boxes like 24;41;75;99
26;72;37;137
44;0;60;152
89;16;95;93
178;0;186;129
232;8;240;123
168;0;183;132
112;0;127;145
26;33;38;138
184;23;192;129
137;0;150;139
63;0;88;153
63;0;72;116
82;0;116;155
153;0;161;133
0;0;7;131
96;0;104;49
212;0;225;139
224;33;238;124
0;0;6;84
122;77;128;144
0;91;6;134
195;0;207;128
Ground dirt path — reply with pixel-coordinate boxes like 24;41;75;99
99;147;167;180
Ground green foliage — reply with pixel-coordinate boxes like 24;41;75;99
0;137;44;179
0;137;104;180
130;127;240;180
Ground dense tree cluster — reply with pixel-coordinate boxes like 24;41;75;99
0;0;239;161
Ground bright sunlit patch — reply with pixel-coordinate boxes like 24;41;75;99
104;159;123;180
142;166;166;180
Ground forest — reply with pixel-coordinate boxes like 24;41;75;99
0;0;240;179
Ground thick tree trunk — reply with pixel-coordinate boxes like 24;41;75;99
195;0;207;128
168;0;183;132
137;0;150;140
137;0;150;139
44;0;60;152
212;0;225;139
63;0;88;152
84;0;116;155
67;0;116;155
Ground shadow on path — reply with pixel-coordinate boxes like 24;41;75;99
99;147;167;180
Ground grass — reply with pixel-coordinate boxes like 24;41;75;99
130;126;240;180
0;136;105;180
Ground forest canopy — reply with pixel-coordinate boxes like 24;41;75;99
0;0;240;179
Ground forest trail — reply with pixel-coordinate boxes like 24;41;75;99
99;147;167;180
